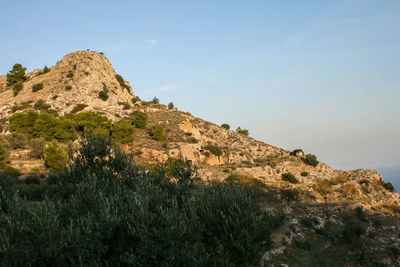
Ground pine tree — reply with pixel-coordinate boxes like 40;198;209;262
6;63;27;87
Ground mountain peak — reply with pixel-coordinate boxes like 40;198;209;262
0;50;134;119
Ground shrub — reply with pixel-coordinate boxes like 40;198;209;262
6;63;27;87
24;176;40;185
132;96;141;103
118;101;131;110
131;111;147;129
65;85;72;90
73;111;112;137
9;111;39;135
281;173;299;184
355;206;366;221
6;133;28;149
342;221;366;243
42;65;50;74
152;97;160;104
236;127;249;136
30;166;41;172
204;151;210;157
44;141;66;171
66;71;73;78
115;74;131;92
204;144;222;157
290;149;304;156
280;188;299;204
221;123;230;130
28;138;46;159
151;123;167;141
33;99;51;111
112;119;135;144
304;154;318;166
300;171;309;177
382;181;395;192
314;179;332;203
0;135;281;265
168;102;175;109
0;143;8;167
32;83;44;92
13;82;23;96
99;89;109;101
70;104;88;114
300;217;314;227
225;174;267;195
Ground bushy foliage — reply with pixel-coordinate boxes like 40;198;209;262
290;149;304;156
0;143;8;167
112;119;135;144
33;99;51;111
64;85;72;91
281;173;299;184
70;104;87;114
9;112;38;135
5;133;28;149
28;138;46;159
131;111;147;129
168;102;175;109
6;63;27;87
280;188;300;204
13;82;23;96
152;96;159;104
32;83;44;92
300;171;309;177
118;101;131;110
204;144;223;157
73;111;112;137
0;135;279;265
115;74;131;93
304;154;319;167
98;89;109;101
382;181;395;192
44;141;66;171
313;179;332;203
225;174;268;195
42;65;50;74
236;126;249;136
221;123;230;130
151;123;167;141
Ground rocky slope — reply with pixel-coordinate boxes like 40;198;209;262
1;50;399;265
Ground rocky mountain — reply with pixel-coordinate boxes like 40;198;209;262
1;50;399;265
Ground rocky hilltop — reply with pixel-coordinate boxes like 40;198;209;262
1;51;399;265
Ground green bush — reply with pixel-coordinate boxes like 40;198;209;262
73;111;112;137
6;133;28;149
131;111;147;129
28;138;46;159
0;135;280;266
281;173;299;184
132;96;141;103
44;141;66;171
290;149;304;156
204;144;222;157
152;97;160;104
6;63;27;87
115;74;131;93
70;104;88;114
64;85;72;90
13;82;23;96
236;127;249;136
151;123;167;141
304;154;319;167
300;171;309;177
112;119;135;144
23;176;41;185
99;89;109;101
66;71;73;78
42;65;50;74
33;99;51;111
221;123;230;130
382;181;395;192
32;83;44;92
118;101;131;110
168;102;175;109
0;143;8;167
342;221;366;243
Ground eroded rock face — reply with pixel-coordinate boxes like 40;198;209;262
0;50;134;121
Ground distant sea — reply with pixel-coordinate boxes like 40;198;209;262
375;166;400;193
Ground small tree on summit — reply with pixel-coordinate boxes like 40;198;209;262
6;63;27;87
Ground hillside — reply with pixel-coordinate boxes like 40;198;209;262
1;50;400;265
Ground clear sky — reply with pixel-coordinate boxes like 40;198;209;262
0;0;399;170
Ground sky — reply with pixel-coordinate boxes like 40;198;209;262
0;0;399;172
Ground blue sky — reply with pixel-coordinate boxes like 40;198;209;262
1;0;399;170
